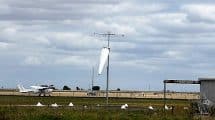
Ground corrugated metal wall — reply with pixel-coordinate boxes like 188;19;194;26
200;80;215;106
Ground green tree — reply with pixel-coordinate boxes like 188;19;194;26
63;85;71;90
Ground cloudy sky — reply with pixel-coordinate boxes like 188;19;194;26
0;0;215;91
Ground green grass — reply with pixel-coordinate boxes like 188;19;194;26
0;106;193;120
0;95;208;120
0;95;189;106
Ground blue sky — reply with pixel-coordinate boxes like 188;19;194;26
0;0;214;91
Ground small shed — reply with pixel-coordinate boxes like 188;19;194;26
199;78;215;106
163;78;215;114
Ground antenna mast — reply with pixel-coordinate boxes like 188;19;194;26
95;31;124;106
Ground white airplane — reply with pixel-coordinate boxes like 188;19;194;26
17;84;54;96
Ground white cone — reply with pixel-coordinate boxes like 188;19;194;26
36;102;44;106
165;105;169;110
68;102;74;107
98;47;109;75
148;105;153;110
51;103;58;107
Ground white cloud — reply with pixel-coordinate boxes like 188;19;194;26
2;27;17;34
111;42;136;50
23;56;42;65
54;56;91;67
110;2;167;14
49;32;102;50
182;4;215;22
1;0;215;90
33;36;51;46
113;59;160;72
0;4;11;15
0;42;9;49
149;13;187;26
162;51;185;60
94;21;136;35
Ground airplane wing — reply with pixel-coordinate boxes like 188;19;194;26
30;86;48;90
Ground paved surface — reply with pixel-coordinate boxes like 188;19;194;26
0;90;199;99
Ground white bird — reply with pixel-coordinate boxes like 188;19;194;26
68;102;74;107
121;105;126;109
165;105;169;110
148;105;154;110
84;105;87;109
36;102;44;107
124;104;128;108
51;103;58;107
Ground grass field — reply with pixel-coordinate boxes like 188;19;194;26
0;95;212;120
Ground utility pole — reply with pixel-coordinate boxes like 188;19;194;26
95;32;124;106
91;66;94;91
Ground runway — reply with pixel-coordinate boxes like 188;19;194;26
0;89;199;99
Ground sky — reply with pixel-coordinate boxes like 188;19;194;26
0;0;215;91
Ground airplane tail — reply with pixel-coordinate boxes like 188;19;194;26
17;84;28;93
